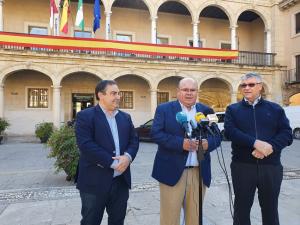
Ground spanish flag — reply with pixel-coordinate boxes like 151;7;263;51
60;0;69;34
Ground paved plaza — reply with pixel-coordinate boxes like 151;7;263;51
0;138;299;225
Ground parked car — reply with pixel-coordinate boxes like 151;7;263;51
135;119;153;142
283;106;300;139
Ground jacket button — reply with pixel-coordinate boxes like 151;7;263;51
113;151;116;153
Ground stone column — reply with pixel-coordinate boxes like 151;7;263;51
193;21;199;47
230;25;237;50
150;89;157;118
52;85;61;128
0;84;4;117
231;91;237;104
265;29;271;53
151;16;157;44
0;0;4;31
105;11;112;40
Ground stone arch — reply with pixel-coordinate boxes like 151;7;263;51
0;63;54;85
58;67;105;85
198;74;234;92
198;76;233;111
234;6;270;30
197;0;234;26
111;69;153;90
110;0;155;18
155;0;196;20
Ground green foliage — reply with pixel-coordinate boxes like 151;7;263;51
47;125;79;181
0;118;10;134
35;122;54;143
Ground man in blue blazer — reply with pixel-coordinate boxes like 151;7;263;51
75;80;139;225
151;78;221;225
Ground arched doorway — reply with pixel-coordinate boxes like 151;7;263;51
199;78;231;112
61;72;101;121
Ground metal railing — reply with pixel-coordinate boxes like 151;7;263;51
283;68;300;84
0;43;276;67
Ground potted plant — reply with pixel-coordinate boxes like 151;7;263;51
35;122;54;143
47;125;79;181
0;118;10;144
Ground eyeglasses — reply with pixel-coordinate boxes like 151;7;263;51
240;82;261;88
179;88;197;93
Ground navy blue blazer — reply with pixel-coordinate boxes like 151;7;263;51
151;100;221;187
75;104;139;195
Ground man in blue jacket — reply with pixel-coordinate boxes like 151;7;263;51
151;77;221;225
225;72;293;225
75;80;139;225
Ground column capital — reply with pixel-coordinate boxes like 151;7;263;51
0;0;4;4
192;21;199;25
150;16;158;21
265;28;271;33
150;89;158;93
51;85;62;89
105;11;112;16
0;83;4;88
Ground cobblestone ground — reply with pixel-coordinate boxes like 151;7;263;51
0;139;299;225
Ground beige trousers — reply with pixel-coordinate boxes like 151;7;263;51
159;167;206;225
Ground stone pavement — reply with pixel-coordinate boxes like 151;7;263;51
0;138;299;225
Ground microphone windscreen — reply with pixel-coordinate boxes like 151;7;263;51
195;112;206;123
176;111;188;125
207;114;219;124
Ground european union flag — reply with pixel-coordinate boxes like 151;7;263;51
93;0;101;33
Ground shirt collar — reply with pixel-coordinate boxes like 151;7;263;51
99;104;119;117
244;95;261;106
179;101;196;111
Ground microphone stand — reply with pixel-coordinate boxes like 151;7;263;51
197;127;204;225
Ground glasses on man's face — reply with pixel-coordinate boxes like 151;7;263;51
240;82;261;88
180;88;197;93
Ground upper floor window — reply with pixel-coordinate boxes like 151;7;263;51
296;12;300;34
119;91;133;109
157;37;169;45
116;34;132;42
74;30;92;38
28;26;48;35
28;88;48;108
220;42;231;50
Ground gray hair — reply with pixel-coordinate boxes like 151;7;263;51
241;72;262;83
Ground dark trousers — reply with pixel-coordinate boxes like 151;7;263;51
79;176;129;225
231;162;283;225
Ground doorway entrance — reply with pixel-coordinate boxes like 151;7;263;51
72;93;94;118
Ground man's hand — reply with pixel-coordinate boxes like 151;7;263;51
254;140;273;157
201;139;208;151
112;155;130;173
183;139;199;151
252;149;265;159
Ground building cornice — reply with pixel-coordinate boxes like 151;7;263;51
279;0;300;10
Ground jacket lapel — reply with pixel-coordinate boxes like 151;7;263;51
95;105;115;146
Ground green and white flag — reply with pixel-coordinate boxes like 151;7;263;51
75;0;84;31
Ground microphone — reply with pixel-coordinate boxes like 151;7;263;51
207;114;221;135
195;112;214;135
176;111;191;138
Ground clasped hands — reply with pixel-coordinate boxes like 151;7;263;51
252;140;273;159
183;138;208;152
112;155;130;173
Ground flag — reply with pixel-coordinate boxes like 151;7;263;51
60;0;69;34
75;0;84;31
93;0;101;33
49;0;58;29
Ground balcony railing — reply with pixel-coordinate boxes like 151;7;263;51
283;68;300;84
0;43;276;67
0;32;275;67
